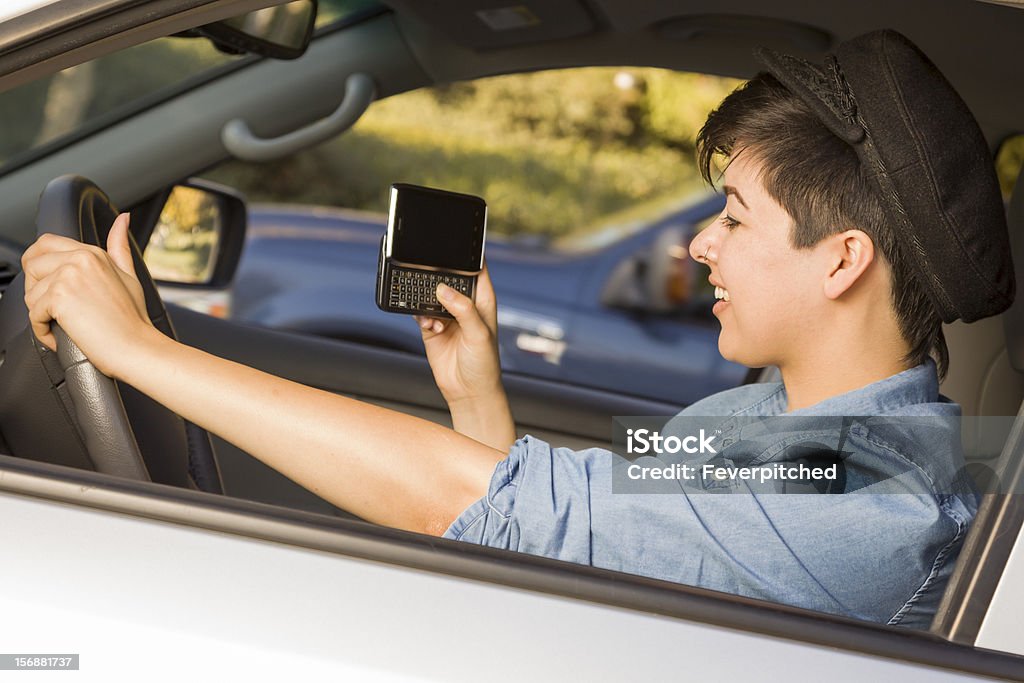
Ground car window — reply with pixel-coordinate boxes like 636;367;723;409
996;133;1024;198
0;40;238;174
0;0;383;175
200;68;750;406
317;0;383;27
210;68;738;242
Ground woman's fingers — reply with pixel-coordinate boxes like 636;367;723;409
436;282;490;344
475;263;498;333
415;262;498;343
105;213;135;277
22;236;102;290
25;272;62;351
22;248;100;288
23;256;90;351
21;232;85;259
23;267;53;312
414;314;446;337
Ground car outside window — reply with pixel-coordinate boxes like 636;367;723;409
200;68;751;406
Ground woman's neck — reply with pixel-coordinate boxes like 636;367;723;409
778;318;912;412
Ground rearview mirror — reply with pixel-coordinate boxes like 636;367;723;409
139;180;247;289
187;0;317;60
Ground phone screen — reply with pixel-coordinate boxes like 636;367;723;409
389;185;485;271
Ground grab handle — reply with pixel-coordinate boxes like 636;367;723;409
221;72;375;162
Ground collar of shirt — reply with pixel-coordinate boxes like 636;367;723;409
682;359;953;419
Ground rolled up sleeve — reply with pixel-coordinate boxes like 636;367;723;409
442;435;604;565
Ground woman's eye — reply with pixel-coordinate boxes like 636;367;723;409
721;214;740;230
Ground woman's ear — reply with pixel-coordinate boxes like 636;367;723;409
822;230;875;300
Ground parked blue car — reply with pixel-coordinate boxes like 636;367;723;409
231;193;747;406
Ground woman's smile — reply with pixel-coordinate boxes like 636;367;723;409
713;284;731;315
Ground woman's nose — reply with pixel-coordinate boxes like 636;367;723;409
689;223;719;264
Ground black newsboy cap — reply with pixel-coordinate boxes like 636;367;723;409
756;30;1014;324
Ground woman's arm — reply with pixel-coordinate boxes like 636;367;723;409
123;329;504;534
22;217;505;535
414;264;517;450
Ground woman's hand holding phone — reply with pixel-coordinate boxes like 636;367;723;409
416;264;516;450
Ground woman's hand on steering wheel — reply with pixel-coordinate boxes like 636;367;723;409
22;213;156;379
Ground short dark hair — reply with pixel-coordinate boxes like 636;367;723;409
696;73;948;379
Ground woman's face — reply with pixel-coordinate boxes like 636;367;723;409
689;153;829;368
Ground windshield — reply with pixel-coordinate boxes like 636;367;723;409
0;0;383;175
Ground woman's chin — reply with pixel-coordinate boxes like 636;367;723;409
717;332;768;368
717;332;739;362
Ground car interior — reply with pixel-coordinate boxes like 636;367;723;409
0;0;1023;673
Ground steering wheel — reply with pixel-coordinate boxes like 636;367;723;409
0;175;223;493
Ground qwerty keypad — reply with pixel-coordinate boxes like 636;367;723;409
388;267;472;314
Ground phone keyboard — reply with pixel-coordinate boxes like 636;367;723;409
388;267;472;314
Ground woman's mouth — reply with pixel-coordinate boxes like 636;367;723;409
713;286;730;315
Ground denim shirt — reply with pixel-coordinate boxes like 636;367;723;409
443;361;978;628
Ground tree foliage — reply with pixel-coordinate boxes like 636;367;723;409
208;67;741;238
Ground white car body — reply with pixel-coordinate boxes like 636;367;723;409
0;469;1014;681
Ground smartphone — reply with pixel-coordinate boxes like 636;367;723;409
376;183;487;318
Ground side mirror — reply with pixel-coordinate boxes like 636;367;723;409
139;179;247;289
601;225;691;314
185;0;317;60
